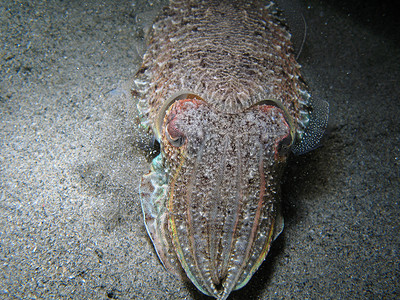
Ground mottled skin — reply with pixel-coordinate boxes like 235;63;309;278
133;1;328;299
136;0;307;125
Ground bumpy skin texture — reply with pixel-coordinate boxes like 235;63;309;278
134;1;325;299
135;0;309;126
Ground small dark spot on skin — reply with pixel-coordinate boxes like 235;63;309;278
131;89;140;97
253;30;262;37
137;66;147;74
246;69;256;76
183;19;192;26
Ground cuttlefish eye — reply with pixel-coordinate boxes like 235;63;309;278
165;119;185;147
162;97;207;148
250;99;296;159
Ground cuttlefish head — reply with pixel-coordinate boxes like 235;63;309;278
140;92;295;300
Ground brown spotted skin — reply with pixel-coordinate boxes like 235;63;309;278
134;1;312;299
135;0;307;127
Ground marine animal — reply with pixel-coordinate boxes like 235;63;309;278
133;1;329;299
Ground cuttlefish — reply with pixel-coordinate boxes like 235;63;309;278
132;1;329;299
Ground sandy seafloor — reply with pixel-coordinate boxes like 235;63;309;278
0;0;399;299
